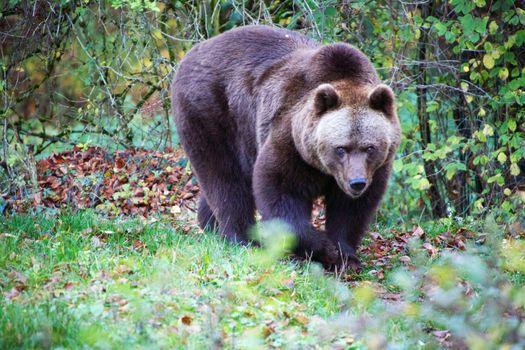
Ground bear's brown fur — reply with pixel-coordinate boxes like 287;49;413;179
171;25;401;268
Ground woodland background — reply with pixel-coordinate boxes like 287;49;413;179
1;1;525;349
1;0;524;220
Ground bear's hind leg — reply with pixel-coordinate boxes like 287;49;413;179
197;166;255;244
173;91;255;243
185;140;255;244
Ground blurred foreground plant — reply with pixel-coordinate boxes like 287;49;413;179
317;216;525;349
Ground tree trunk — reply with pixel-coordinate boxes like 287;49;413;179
417;2;446;217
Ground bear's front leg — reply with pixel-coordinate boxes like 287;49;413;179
325;181;385;271
253;147;338;267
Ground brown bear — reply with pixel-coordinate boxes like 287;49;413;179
171;25;401;268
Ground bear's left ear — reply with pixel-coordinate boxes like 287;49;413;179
369;84;395;117
314;83;340;115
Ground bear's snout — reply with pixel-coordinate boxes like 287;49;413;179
349;178;367;192
347;177;368;197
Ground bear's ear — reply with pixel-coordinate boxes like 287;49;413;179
369;84;395;117
313;83;340;115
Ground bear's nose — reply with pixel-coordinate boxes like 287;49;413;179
349;178;367;192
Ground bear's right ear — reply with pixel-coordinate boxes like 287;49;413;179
313;84;340;115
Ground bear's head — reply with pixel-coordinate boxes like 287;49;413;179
292;82;401;198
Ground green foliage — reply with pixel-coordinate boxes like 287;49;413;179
109;0;159;12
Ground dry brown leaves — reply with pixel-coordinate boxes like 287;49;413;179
357;226;475;277
4;271;28;300
5;146;199;218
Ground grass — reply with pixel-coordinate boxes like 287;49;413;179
0;211;359;349
1;210;524;349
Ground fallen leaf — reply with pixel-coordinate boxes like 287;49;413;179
132;239;146;250
115;158;126;169
423;242;437;257
91;236;103;247
399;255;411;264
80;227;93;236
295;314;309;326
4;287;21;300
8;271;27;284
412;226;425;238
182;192;194;200
0;233;17;238
433;329;452;347
381;293;402;301
181;315;192;325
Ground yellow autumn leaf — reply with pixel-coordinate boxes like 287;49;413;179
499;67;509;80
152;30;163;40
478;107;486;117
508;119;517;132
383;57;393;68
510;163;520;176
482;124;494;136
354;285;376;308
497;152;507;164
474;198;484;210
405;302;420;317
143;58;152;68
161;49;170;59
489;21;498;34
475;130;487;142
501;239;525;272
418;178;431;190
167;18;178;29
483;54;495;69
177;50;186;60
295;314;309;326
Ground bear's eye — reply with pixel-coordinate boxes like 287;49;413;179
366;146;376;154
335;147;347;158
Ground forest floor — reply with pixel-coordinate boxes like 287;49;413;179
1;147;524;349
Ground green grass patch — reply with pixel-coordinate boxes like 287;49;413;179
0;211;357;349
1;211;524;349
